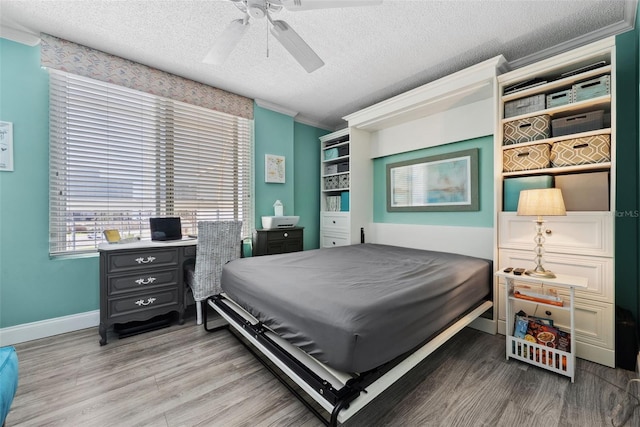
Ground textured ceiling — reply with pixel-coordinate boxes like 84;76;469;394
0;0;636;130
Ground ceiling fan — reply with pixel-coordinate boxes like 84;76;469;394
204;0;383;73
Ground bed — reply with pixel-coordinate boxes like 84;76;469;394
206;243;492;425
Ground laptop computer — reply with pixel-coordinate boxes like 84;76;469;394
149;217;182;241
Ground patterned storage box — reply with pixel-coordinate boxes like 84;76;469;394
550;135;610;167
324;175;339;190
503;114;551;145
546;89;573;108
338;173;350;189
503;143;551;172
504;94;545;118
572;75;610;102
551;110;604;137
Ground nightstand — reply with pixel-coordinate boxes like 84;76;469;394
252;227;303;256
496;270;587;382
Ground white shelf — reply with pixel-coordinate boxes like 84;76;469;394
502;162;611;177
501;65;612;102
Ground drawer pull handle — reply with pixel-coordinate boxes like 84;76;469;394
284;233;288;238
135;277;157;285
135;256;156;264
332;241;336;245
332;220;336;224
545;229;552;235
135;297;157;307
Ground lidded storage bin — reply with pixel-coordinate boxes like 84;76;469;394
572;75;610;102
503;114;551;145
504;94;545;118
546;89;573;108
503;143;551;172
550;135;611;167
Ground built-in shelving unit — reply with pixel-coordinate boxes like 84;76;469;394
495;37;616;367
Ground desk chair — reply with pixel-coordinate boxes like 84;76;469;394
185;220;242;325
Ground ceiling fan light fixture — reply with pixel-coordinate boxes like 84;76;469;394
203;18;249;64
270;20;324;73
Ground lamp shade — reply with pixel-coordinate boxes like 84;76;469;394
517;188;567;216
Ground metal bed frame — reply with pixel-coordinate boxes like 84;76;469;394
204;293;492;426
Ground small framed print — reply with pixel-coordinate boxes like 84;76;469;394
0;121;14;172
265;154;285;183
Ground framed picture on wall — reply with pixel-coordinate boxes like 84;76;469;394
386;148;479;212
0;121;14;172
265;154;285;183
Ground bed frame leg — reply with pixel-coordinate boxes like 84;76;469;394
329;399;350;427
203;297;228;333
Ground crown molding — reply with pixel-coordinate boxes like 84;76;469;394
255;99;298;117
0;25;41;46
293;114;334;131
509;1;637;70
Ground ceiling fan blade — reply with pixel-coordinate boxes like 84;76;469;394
280;0;382;11
203;19;249;65
270;20;324;73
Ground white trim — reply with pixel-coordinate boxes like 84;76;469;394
255;98;298;117
343;55;507;131
508;3;636;71
0;25;41;46
0;310;99;346
293;114;334;131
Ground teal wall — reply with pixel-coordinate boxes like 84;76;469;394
0;39;326;329
294;122;329;250
0;39;99;328
372;136;494;227
614;18;640;324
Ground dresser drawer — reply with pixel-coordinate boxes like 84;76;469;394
321;232;350;248
498;249;613;302
265;228;303;242
108;287;180;319
321;212;350;232
105;249;180;274
499;212;612;257
107;268;179;296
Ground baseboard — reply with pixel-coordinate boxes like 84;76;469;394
0;310;99;346
469;316;497;335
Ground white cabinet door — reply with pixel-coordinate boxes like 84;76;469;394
499;212;613;257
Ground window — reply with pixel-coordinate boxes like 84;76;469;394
49;71;253;256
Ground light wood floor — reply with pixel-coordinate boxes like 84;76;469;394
5;311;640;427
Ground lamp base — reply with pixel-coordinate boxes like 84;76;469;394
525;269;557;279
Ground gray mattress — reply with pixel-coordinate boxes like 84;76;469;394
221;243;491;373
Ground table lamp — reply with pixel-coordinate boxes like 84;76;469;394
517;188;566;278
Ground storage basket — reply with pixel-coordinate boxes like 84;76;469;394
550;135;610;167
546;89;573;108
337;162;349;173
504;94;545;118
503;143;551;172
324;164;338;175
338;145;349;157
551;110;604;137
338;174;350;189
503;114;551;145
324;148;339;161
324;175;339;190
572;75;610;102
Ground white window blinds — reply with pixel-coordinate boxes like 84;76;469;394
49;70;253;256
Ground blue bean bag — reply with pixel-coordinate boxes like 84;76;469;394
0;346;18;426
